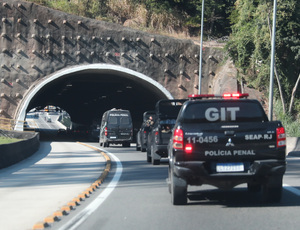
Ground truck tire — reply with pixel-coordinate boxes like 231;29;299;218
147;154;151;163
262;176;283;203
247;182;261;193
122;142;130;147
171;172;187;205
146;145;151;163
136;144;141;151
168;167;171;194
151;146;160;165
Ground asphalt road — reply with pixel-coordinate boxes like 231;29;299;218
0;141;106;230
1;112;300;230
0;113;105;230
52;143;300;230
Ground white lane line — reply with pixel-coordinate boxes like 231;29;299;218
58;150;122;230
283;184;300;196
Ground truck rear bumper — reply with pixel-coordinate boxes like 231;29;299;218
154;144;168;157
174;159;286;189
107;137;132;143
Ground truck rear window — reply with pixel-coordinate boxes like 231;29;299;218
180;100;268;123
156;100;186;118
108;113;131;125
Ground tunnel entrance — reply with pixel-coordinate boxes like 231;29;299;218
15;64;173;139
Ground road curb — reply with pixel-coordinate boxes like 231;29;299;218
32;143;111;230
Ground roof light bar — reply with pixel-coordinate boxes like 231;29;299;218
188;94;217;99
188;93;249;100
223;93;249;99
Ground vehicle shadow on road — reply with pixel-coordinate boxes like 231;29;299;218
187;187;300;207
0;142;52;178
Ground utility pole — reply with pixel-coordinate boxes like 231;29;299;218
198;0;205;94
268;0;278;121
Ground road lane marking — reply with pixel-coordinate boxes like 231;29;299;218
58;149;122;230
284;184;300;196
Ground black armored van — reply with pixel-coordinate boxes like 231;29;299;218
99;109;133;147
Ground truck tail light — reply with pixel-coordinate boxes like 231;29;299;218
276;127;286;148
185;143;193;154
155;131;159;143
104;127;107;136
173;128;183;149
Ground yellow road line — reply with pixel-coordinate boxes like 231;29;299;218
32;143;111;229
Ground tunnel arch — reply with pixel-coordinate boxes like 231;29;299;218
14;64;174;131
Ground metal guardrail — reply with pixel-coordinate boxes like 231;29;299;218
0;118;38;132
0;117;16;131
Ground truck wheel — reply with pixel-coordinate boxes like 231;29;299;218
151;146;160;165
171;172;187;205
152;158;160;165
147;154;151;163
262;176;283;203
168;167;171;194
122;142;130;147
146;146;151;163
136;144;141;151
247;182;261;193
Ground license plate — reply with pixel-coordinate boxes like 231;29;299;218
110;136;116;139
216;163;244;172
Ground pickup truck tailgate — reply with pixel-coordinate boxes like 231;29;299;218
182;121;284;161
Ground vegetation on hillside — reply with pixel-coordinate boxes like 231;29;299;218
226;0;300;136
226;0;300;114
0;136;22;144
27;0;235;38
26;0;300;136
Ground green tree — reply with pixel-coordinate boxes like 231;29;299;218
226;0;300;115
186;0;235;37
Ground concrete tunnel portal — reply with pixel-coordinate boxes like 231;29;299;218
16;64;173;133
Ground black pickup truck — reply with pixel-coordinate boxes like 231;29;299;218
167;93;286;205
146;99;186;165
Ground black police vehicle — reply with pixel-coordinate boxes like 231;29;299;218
167;93;286;205
99;109;133;147
146;99;186;165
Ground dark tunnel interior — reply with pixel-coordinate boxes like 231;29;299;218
26;70;169;134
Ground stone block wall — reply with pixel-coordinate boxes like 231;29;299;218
0;0;235;120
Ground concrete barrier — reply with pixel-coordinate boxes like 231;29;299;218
0;130;40;169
